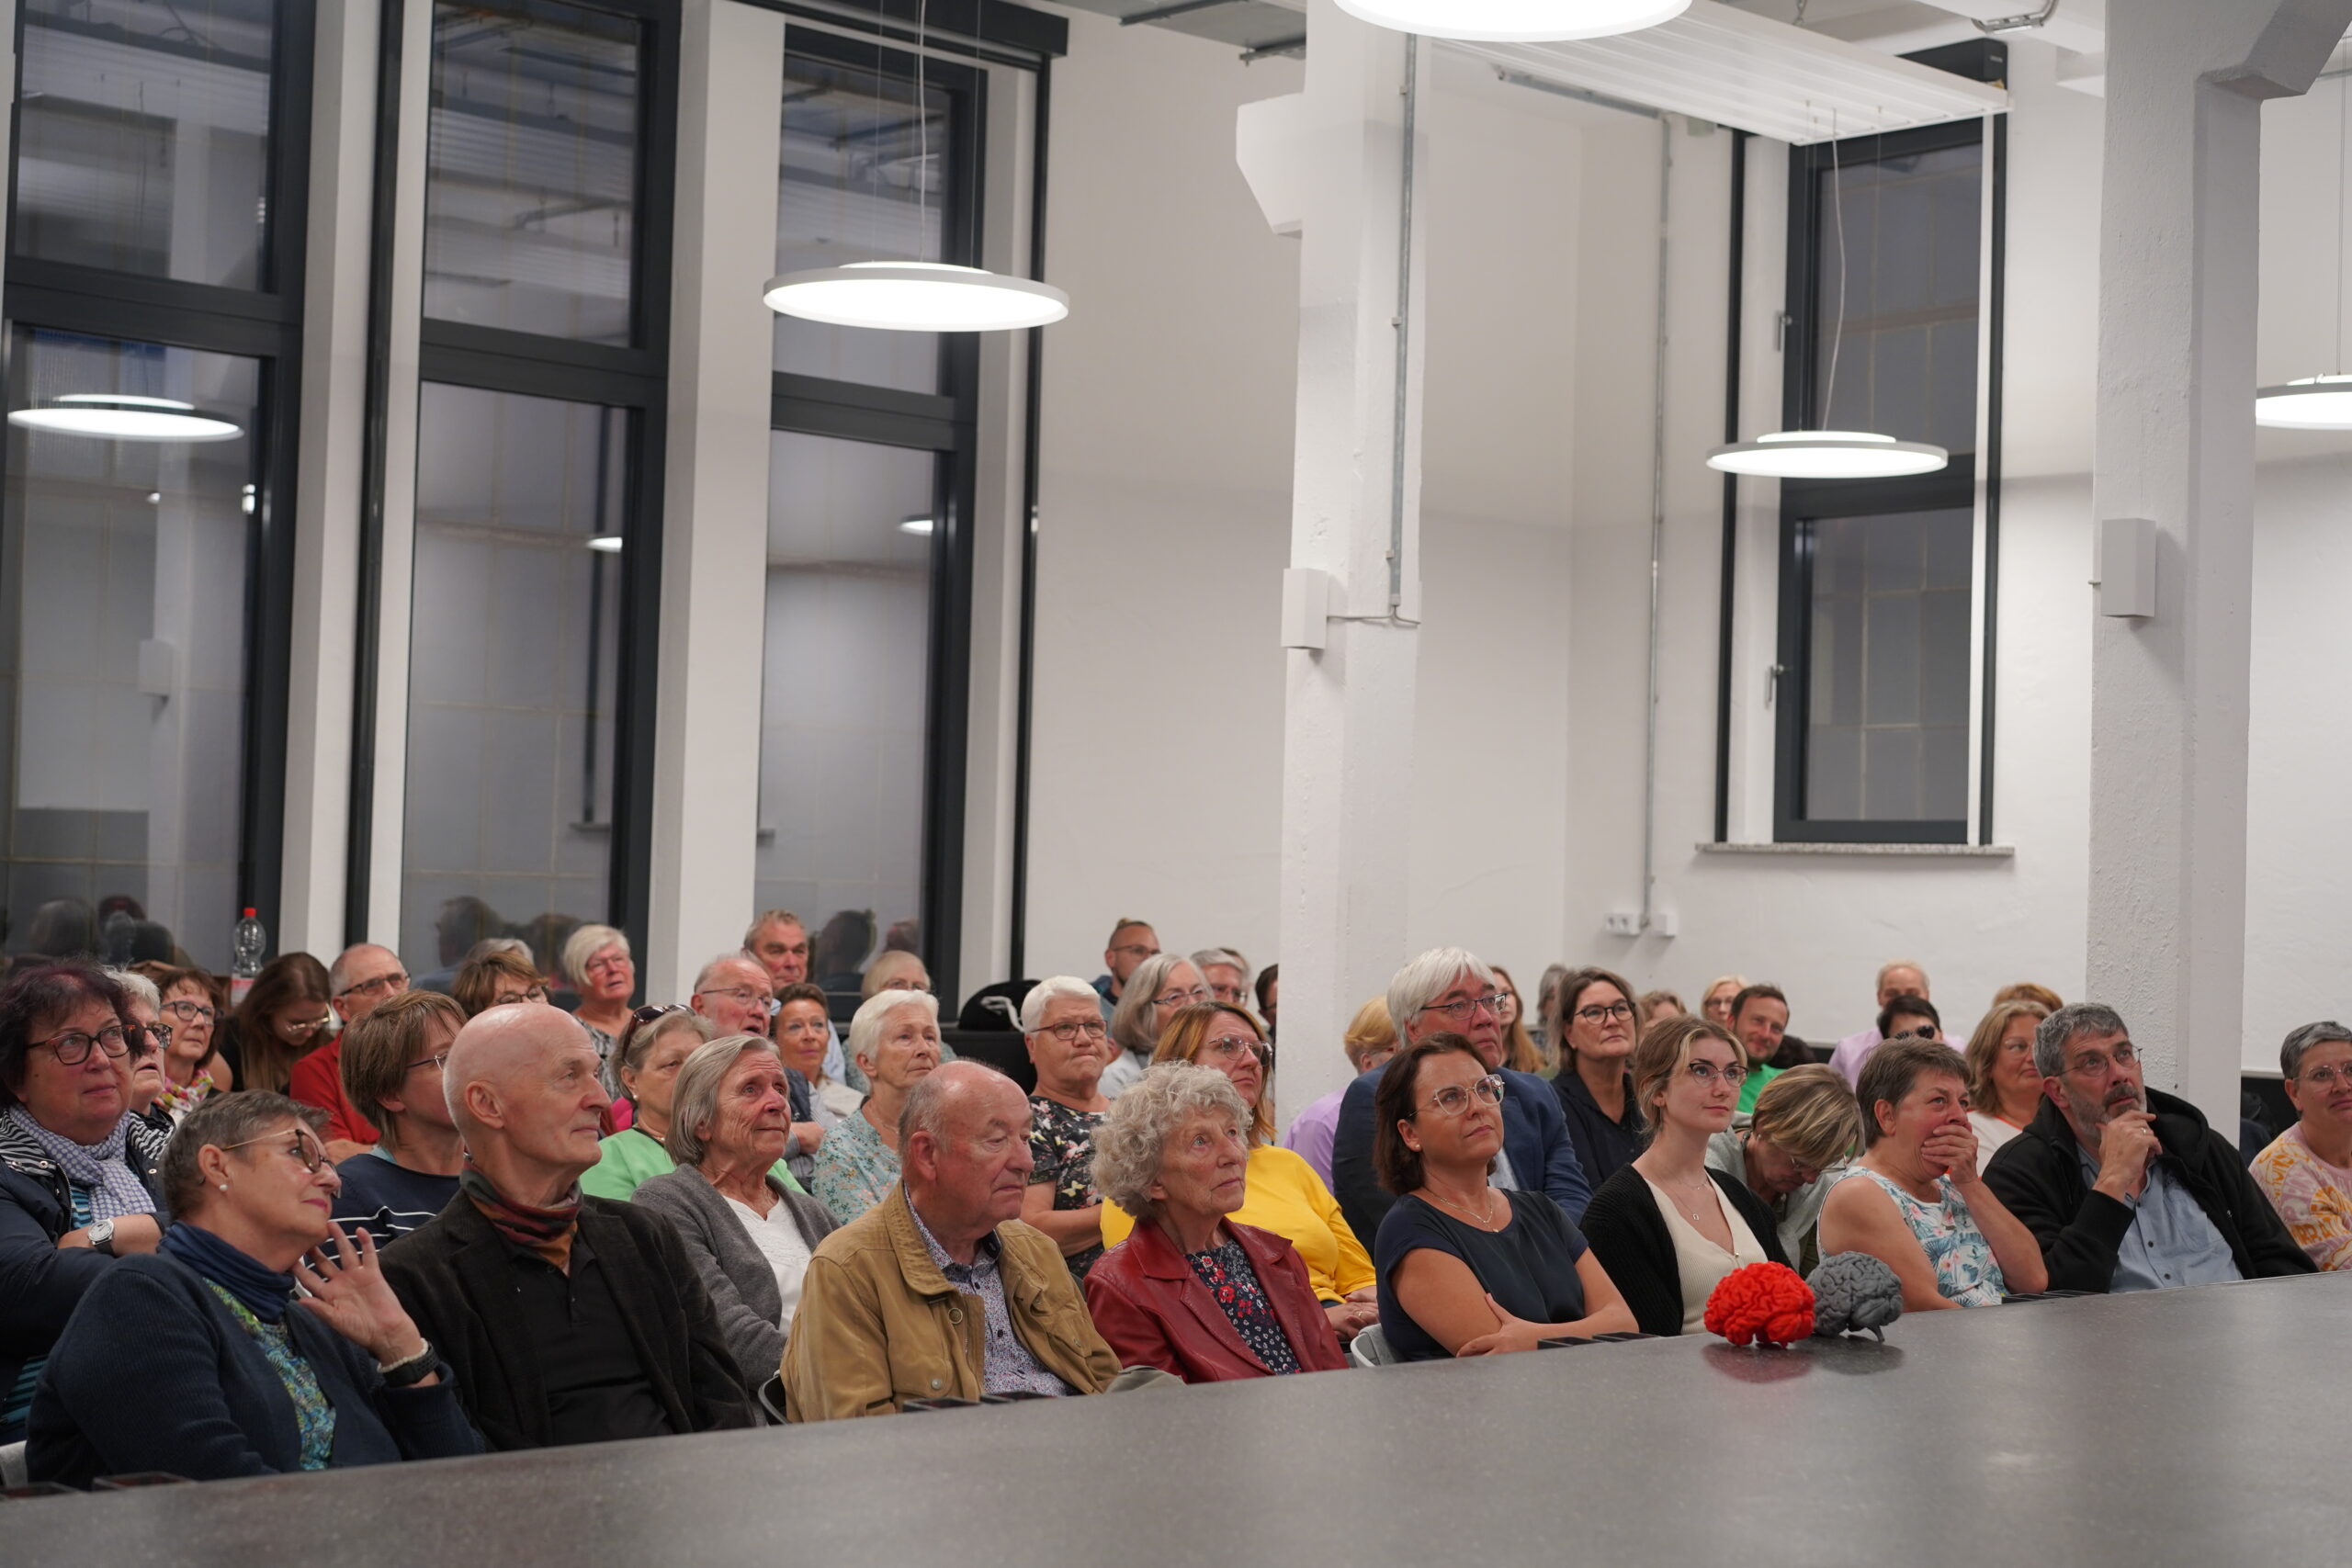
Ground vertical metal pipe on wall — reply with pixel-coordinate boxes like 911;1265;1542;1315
1638;116;1670;931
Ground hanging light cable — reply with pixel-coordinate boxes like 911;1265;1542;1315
2257;74;2352;428
1710;113;1950;480
1334;0;1689;41
763;0;1069;333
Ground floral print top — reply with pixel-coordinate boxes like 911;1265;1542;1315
811;1104;900;1224
153;1073;219;1124
1837;1168;2007;1307
2251;1122;2352;1270
207;1284;336;1469
1186;1235;1299;1375
1028;1095;1107;1279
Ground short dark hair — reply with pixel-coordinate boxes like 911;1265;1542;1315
1372;1032;1485;1195
1254;963;1279;1015
1730;983;1787;1023
773;981;829;1015
1553;966;1636;1069
161;1092;326;1214
1855;1035;1968;1147
1876;992;1940;1040
453;948;543;1018
0;960;128;1109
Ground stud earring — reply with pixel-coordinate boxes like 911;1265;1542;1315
218;1183;229;1192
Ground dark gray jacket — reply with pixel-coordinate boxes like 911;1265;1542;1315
631;1166;836;1390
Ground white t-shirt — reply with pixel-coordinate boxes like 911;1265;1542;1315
726;1194;815;1333
1968;1111;2024;1175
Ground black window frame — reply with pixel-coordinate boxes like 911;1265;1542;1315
2;0;318;952
1770;111;2004;847
348;0;678;973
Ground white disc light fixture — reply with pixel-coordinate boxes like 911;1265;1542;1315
1707;430;1949;480
2256;375;2352;429
8;394;242;443
1333;0;1689;42
763;262;1069;334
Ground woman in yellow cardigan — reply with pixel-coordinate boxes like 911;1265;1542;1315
1101;1004;1379;1343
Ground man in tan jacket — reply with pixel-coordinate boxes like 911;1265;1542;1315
783;1061;1119;1418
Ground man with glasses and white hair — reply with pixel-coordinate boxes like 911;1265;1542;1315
1329;948;1591;1245
1982;1003;2311;1293
1019;977;1116;1278
694;953;828;1165
1193;950;1253;1012
289;944;412;1157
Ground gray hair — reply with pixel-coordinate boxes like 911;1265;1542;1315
1387;947;1496;1043
1109;953;1201;1057
860;950;930;1000
161;1091;326;1214
618;1007;711;1077
1192;948;1250;983
1020;976;1102;1034
665;1034;779;1168
1090;1062;1250;1219
2033;1002;2131;1078
327;943;398;996
2280;1021;2352;1079
106;967;160;1013
848;987;941;1074
693;950;763;996
561;923;628;989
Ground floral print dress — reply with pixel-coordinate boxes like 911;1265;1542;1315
811;1105;901;1224
1027;1096;1107;1279
2250;1123;2352;1270
1186;1235;1300;1374
1838;1168;2007;1307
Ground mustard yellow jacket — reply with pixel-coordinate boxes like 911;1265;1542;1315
781;1182;1118;1420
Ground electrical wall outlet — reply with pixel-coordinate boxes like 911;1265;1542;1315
1601;912;1642;937
1656;909;1679;938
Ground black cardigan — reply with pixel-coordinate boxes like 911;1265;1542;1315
1580;1166;1791;1337
1981;1089;2313;1292
379;1192;756;1450
27;1252;481;1484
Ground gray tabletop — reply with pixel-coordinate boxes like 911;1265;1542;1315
11;1272;2349;1565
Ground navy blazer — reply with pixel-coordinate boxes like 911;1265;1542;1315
28;1252;481;1484
1330;1065;1590;1246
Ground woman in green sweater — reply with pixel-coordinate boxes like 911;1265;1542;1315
581;1009;710;1200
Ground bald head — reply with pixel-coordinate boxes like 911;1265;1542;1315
444;1003;609;1196
901;1059;1025;1149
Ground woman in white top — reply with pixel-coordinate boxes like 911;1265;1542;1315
1962;1000;2052;1172
1581;1016;1794;1337
632;1036;837;1388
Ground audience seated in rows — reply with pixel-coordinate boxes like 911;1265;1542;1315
1583;1017;1789;1336
2251;1021;2352;1270
782;1061;1118;1417
1102;953;1209;1100
1821;1037;2048;1308
1084;1064;1347;1382
1962;998;2052;1171
28;1094;479;1483
1826;961;1933;1086
332;991;468;1245
581;1008;714;1201
631;1036;837;1392
811;989;944;1224
1552;967;1643;1191
1019;976;1114;1279
1331;948;1591;1244
378;1003;754;1449
1983;1005;2311;1292
0;962;168;1443
225;954;333;1097
1102;1003;1377;1343
561;925;636;1071
1702;1065;1861;1275
289;944;411;1156
1373;1034;1634;1359
1281;995;1396;1187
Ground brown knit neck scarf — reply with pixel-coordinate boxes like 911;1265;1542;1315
461;1164;582;1272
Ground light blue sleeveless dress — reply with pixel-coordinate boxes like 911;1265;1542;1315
1839;1168;2007;1306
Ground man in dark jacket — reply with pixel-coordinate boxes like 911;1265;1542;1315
1983;1002;2312;1293
1330;948;1590;1245
380;1003;754;1450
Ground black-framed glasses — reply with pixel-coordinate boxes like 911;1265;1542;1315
334;971;409;1001
219;1127;334;1175
1420;992;1505;1024
1418;1075;1506;1118
492;985;552;1007
1041;1019;1108;1043
1575;1001;1635;1024
130;1019;174;1052
40;1023;130;1066
160;998;217;1026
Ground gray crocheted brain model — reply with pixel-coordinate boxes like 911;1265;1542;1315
1806;1252;1904;1340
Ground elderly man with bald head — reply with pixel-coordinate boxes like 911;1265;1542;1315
379;1003;755;1449
782;1060;1118;1419
288;942;411;1156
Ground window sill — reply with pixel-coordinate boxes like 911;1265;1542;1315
1696;841;2013;859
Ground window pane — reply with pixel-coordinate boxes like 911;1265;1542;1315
757;432;935;992
775;50;956;393
1815;141;1981;448
0;328;258;969
402;384;623;969
15;0;276;288
424;0;642;344
1804;508;1973;824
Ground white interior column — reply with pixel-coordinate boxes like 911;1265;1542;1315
642;0;786;1002
2088;0;2352;1123
1238;0;1427;1112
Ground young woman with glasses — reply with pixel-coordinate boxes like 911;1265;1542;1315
222;953;334;1097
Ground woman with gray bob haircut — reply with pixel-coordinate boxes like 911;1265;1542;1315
1102;953;1212;1100
633;1037;838;1388
2250;1021;2352;1270
1080;1064;1348;1382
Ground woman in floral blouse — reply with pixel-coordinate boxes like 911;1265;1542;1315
810;989;943;1224
1020;977;1116;1278
2251;1022;2352;1270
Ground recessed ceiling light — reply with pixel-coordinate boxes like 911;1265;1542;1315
9;394;243;443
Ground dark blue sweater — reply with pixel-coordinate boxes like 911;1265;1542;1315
26;1252;482;1485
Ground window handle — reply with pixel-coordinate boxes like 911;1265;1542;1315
1767;663;1791;708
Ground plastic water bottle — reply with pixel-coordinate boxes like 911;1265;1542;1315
230;908;266;1006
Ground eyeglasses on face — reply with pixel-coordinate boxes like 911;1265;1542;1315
161;999;217;1026
1420;992;1505;1023
1575;1001;1634;1024
2064;1043;2138;1078
701;986;781;1014
219;1127;334;1176
492;985;551;1007
335;971;409;1001
1200;1034;1269;1066
1152;986;1213;1010
41;1023;130;1066
1041;1019;1108;1044
281;1013;333;1042
1418;1074;1506;1118
585;953;632;976
1108;942;1159;960
2300;1062;2352;1089
1685;1059;1749;1087
405;1050;451;1075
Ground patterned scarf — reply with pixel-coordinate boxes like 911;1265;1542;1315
153;1074;217;1121
6;1105;157;1222
461;1164;582;1271
161;1223;297;1324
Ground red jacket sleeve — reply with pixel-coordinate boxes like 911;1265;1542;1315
287;1048;379;1145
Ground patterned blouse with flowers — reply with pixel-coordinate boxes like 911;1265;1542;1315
811;1104;901;1225
1836;1168;2007;1307
2251;1122;2352;1270
1185;1235;1299;1374
1027;1095;1108;1279
153;1074;220;1126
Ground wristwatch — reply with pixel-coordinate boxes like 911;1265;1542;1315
377;1340;437;1389
87;1218;116;1257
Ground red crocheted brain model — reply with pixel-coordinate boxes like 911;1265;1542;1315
1703;1261;1817;1347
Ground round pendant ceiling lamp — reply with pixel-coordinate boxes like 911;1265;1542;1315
1333;0;1690;41
763;263;1069;333
2256;374;2352;429
7;394;242;443
1706;430;1950;479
